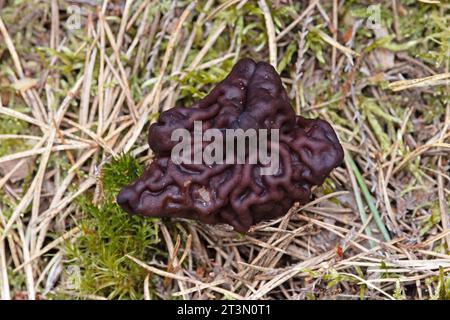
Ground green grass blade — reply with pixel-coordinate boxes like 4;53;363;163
345;152;391;242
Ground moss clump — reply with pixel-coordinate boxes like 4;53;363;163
65;154;161;299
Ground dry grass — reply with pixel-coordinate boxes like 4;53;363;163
0;0;449;300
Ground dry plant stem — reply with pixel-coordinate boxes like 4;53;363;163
331;0;337;85
0;231;10;300
98;12;138;123
0;17;47;123
123;2;197;153
160;224;188;299
276;0;319;41
258;0;277;68
388;73;450;91
127;254;244;299
15;227;81;272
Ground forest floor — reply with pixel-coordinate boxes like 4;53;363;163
0;0;449;300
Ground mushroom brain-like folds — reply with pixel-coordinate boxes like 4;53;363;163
117;58;344;232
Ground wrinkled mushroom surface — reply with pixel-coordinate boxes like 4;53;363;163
117;58;344;232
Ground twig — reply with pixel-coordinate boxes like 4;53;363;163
258;0;277;68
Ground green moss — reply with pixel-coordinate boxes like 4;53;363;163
65;154;161;299
0;112;29;158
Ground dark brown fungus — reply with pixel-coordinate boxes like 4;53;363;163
117;58;344;232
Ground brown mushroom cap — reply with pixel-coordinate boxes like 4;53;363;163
117;59;344;232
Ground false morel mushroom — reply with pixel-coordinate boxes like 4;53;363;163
117;58;344;232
